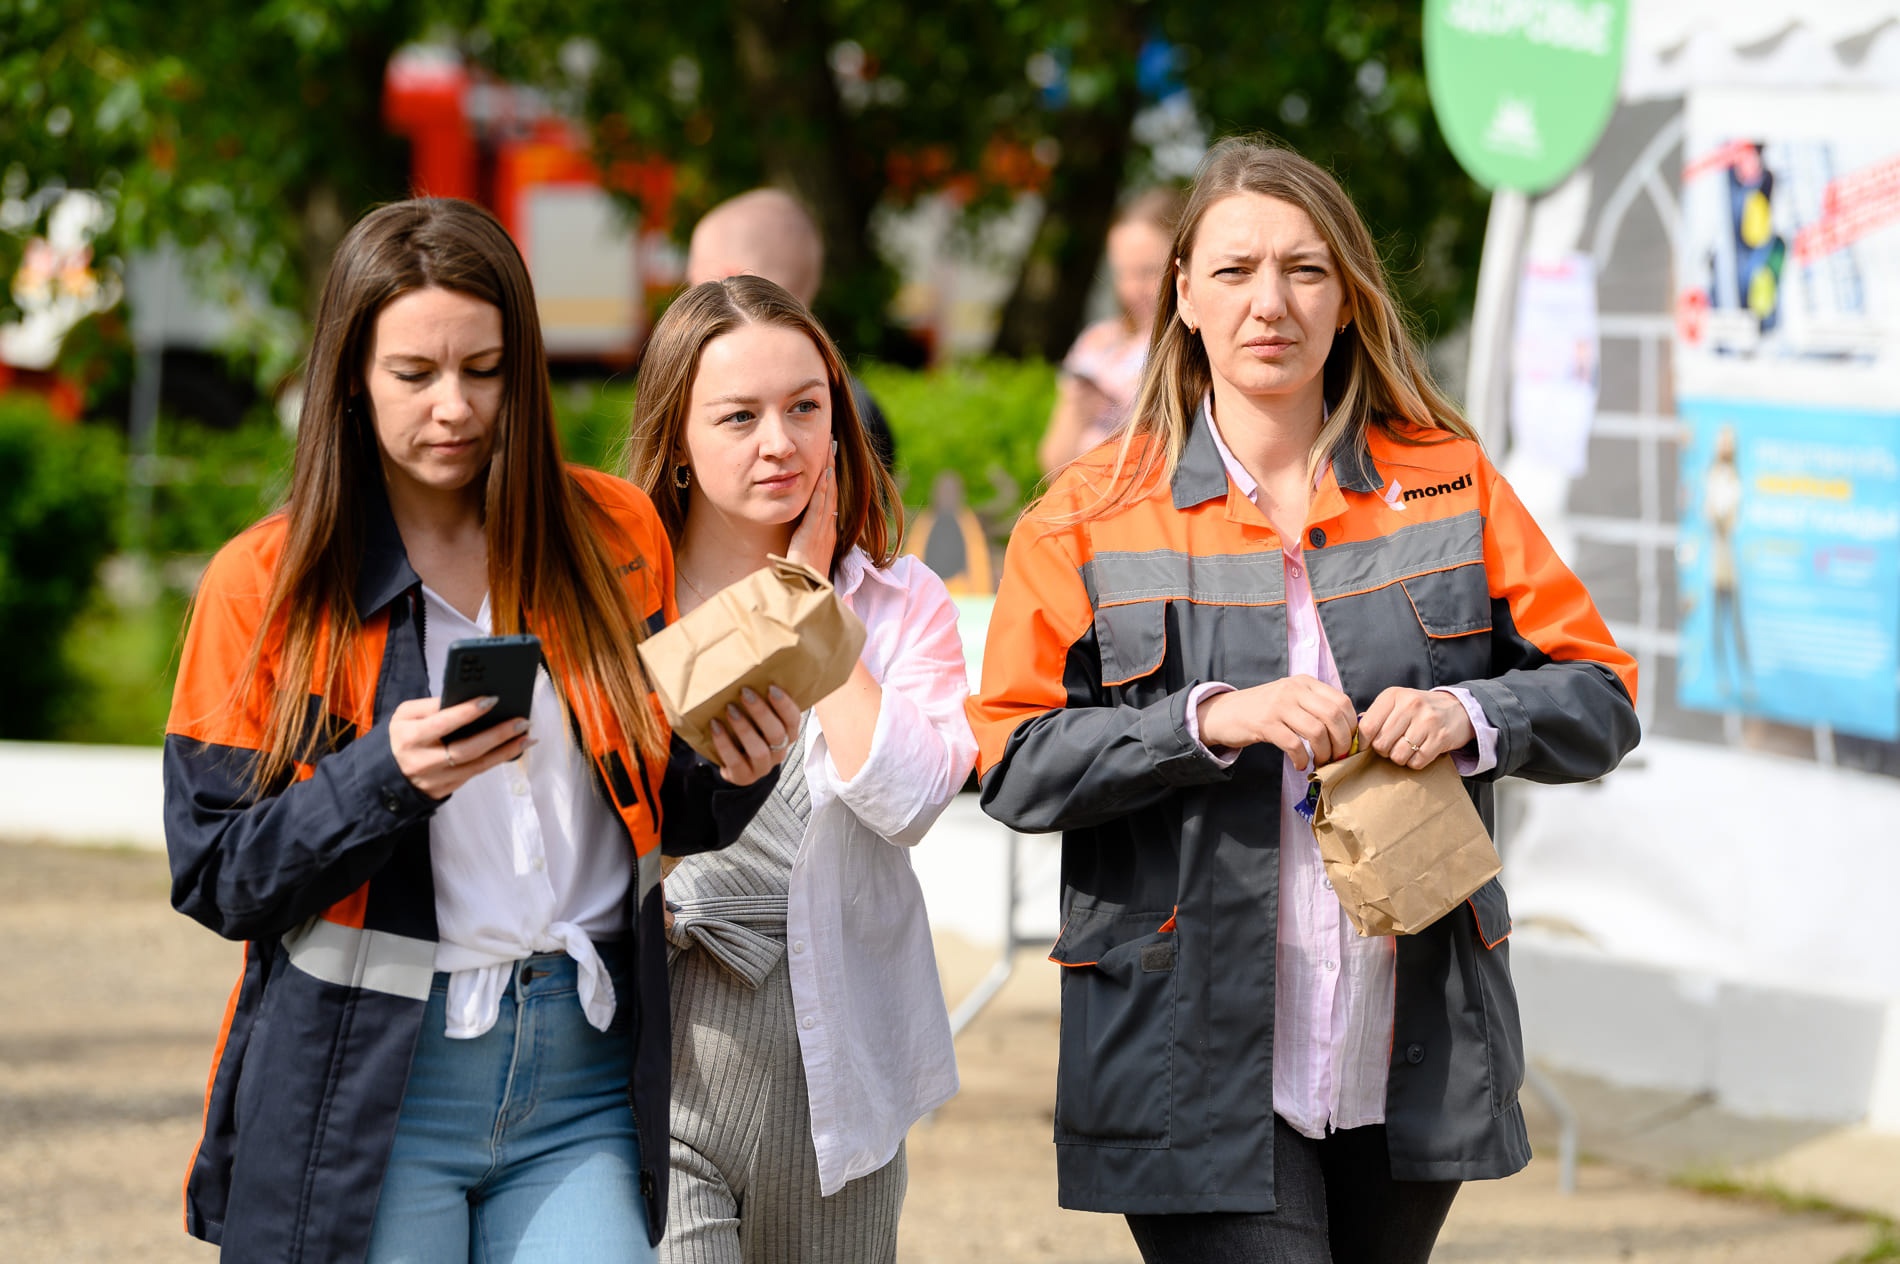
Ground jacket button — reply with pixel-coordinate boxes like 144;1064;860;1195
1308;527;1326;548
381;791;403;814
1406;1042;1426;1065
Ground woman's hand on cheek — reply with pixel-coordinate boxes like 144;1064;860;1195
785;462;837;575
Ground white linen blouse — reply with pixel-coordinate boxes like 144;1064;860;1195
784;548;976;1195
420;585;630;1039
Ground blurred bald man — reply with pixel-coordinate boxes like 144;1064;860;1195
686;189;897;470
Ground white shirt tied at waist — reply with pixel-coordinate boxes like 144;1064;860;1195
420;585;630;1039
784;548;976;1196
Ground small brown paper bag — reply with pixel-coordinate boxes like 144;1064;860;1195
1308;751;1501;937
637;555;866;762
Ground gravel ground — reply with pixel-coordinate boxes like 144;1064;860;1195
0;839;1878;1263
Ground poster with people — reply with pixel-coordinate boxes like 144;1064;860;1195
1676;89;1900;737
1676;399;1900;739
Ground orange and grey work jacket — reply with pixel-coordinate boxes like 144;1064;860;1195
969;406;1639;1215
163;466;771;1261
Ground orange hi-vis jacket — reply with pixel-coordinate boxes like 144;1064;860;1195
164;466;770;1260
969;405;1639;1214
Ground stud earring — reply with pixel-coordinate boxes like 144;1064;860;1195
673;464;692;490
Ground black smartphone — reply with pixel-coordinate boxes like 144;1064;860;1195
439;634;543;745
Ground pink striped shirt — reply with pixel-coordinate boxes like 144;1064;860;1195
1188;410;1497;1139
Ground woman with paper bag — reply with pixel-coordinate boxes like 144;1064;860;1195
625;276;976;1263
969;140;1640;1264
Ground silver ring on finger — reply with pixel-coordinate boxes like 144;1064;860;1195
443;741;458;769
767;736;792;753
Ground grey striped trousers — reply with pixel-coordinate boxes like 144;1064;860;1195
662;942;906;1264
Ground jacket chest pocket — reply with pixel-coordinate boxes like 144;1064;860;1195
1049;906;1177;1147
1094;600;1169;705
1399;563;1493;686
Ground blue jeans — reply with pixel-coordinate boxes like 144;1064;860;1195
365;949;653;1264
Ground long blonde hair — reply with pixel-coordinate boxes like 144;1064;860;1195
235;198;667;789
1069;138;1475;522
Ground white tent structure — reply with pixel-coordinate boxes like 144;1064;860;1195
1495;2;1900;1132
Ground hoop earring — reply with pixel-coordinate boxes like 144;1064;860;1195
673;464;692;490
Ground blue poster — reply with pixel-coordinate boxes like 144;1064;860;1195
1677;398;1900;738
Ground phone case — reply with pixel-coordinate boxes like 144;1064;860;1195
440;634;543;745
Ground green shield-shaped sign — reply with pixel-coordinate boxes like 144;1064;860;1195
1425;0;1628;193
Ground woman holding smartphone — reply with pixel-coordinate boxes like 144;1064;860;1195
163;198;795;1264
624;276;974;1263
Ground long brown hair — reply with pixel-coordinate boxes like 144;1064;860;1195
1067;138;1476;522
240;197;665;789
623;275;902;570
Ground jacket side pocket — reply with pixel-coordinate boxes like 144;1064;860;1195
1048;906;1177;1146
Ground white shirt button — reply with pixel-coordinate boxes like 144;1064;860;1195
801;1015;816;1030
1322;877;1334;890
512;779;529;797
1323;960;1337;972
792;940;806;954
532;856;545;872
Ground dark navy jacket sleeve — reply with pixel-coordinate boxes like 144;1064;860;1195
659;734;780;856
165;724;437;941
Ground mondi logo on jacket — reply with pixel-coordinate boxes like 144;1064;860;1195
1403;473;1473;502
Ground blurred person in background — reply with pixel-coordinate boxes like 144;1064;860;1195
163;198;796;1264
970;140;1640;1264
686;188;898;473
1036;187;1181;474
625;275;974;1264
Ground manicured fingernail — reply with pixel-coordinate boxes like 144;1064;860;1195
711;719;728;740
769;686;791;704
742;687;762;706
513;718;531;734
478;696;499;710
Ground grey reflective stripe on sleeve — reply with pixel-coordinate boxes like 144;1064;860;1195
282;918;437;1000
638;845;663;906
1308;510;1485;601
1084;549;1286;607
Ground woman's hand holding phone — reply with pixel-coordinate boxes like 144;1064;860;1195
391;696;533;799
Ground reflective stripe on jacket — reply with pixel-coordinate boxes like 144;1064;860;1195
969;407;1640;1214
164;465;771;1260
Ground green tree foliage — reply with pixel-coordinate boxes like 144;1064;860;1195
0;0;419;374
465;0;1484;361
2;0;1481;374
0;393;122;738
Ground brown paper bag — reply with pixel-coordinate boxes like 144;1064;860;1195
1308;750;1501;937
636;555;866;763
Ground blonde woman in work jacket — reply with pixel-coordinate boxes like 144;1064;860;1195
164;200;794;1264
969;141;1641;1264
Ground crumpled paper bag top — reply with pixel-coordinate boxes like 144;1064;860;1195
1309;750;1500;937
637;555;866;763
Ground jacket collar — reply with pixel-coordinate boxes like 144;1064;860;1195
1170;397;1384;510
354;475;422;619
